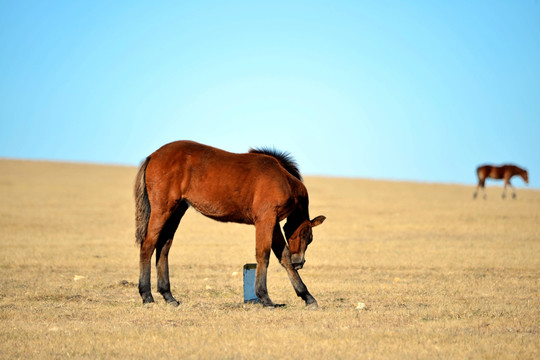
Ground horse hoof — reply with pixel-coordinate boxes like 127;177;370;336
167;300;180;307
263;303;286;309
142;295;155;305
163;293;180;306
262;301;287;308
306;301;318;310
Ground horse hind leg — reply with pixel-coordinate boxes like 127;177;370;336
271;224;317;309
138;201;185;305
474;182;487;199
473;185;479;199
139;215;161;305
474;177;486;199
155;201;188;306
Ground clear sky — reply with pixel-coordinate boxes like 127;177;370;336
1;1;539;188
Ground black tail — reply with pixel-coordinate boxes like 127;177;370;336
134;157;151;246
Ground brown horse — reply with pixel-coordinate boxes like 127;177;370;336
473;164;529;199
134;140;325;308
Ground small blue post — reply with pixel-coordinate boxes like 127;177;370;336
243;263;260;303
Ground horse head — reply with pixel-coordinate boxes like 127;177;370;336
285;215;326;270
522;169;529;184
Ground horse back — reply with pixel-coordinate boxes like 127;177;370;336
144;141;306;224
477;164;523;180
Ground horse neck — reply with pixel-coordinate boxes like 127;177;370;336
283;203;309;240
282;178;310;239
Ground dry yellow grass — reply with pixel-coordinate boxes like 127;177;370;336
0;159;539;359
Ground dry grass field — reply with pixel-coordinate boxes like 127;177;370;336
0;159;539;359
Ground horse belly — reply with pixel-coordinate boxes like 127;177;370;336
489;168;503;179
185;193;254;224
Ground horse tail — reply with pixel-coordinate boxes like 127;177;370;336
134;156;151;246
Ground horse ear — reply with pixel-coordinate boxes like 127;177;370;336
310;215;326;227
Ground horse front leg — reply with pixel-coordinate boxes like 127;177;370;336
271;224;318;309
508;181;516;199
502;178;509;199
254;220;275;307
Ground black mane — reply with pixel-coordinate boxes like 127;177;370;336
249;147;303;182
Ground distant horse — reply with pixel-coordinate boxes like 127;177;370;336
473;164;529;199
134;141;325;308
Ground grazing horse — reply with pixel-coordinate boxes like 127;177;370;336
473;164;529;199
134;141;325;308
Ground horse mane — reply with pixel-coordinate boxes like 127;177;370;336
249;147;303;182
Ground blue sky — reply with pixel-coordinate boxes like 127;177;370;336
1;1;539;187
